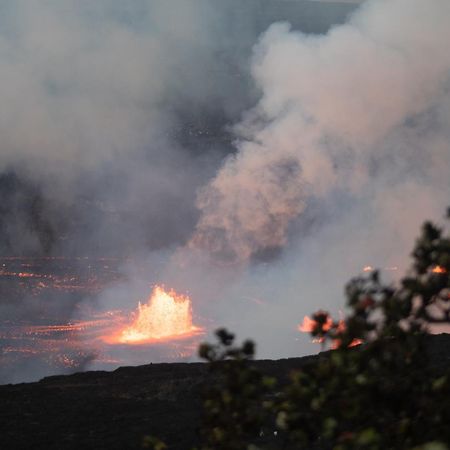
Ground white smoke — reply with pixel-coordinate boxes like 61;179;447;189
191;0;450;263
3;0;450;380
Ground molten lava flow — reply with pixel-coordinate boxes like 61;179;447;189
115;285;202;344
432;265;447;274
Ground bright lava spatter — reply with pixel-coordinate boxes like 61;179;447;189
432;265;447;274
0;258;204;379
298;315;362;349
107;285;203;345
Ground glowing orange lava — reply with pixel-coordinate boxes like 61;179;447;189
299;315;362;349
432;265;447;274
108;285;203;345
298;315;332;333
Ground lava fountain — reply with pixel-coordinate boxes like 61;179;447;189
106;285;203;345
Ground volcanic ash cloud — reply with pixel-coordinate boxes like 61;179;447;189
190;0;450;264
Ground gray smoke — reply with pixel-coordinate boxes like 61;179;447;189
0;0;238;255
0;0;358;382
0;0;354;257
3;0;450;380
191;0;450;264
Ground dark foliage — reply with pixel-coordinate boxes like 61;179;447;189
196;213;450;450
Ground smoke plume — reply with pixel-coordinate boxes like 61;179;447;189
2;0;450;381
191;0;450;263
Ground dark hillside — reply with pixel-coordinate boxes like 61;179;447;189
0;334;449;450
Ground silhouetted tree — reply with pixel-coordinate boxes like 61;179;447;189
198;211;450;450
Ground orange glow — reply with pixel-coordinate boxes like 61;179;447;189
298;315;362;349
298;315;333;333
330;338;363;350
0;257;203;376
109;285;203;345
348;339;363;348
298;315;317;333
432;265;446;274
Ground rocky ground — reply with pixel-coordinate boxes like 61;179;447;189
1;334;449;450
0;354;320;449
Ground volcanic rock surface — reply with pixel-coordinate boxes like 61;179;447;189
1;334;449;450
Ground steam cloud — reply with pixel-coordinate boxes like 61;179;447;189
192;0;450;260
161;0;450;361
0;0;357;258
0;0;357;382
0;0;256;256
191;0;450;263
1;0;450;381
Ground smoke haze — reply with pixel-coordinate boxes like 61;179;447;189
180;0;450;357
192;0;450;263
1;0;449;382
